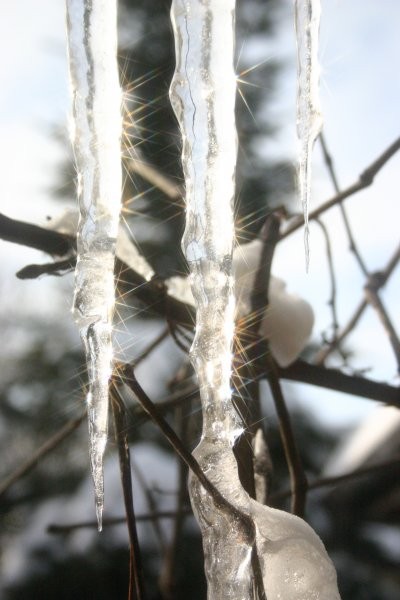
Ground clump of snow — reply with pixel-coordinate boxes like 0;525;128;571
167;238;314;367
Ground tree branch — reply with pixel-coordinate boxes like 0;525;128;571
319;133;369;276
314;242;400;365
111;386;147;600
0;212;194;329
271;454;400;503
281;136;400;239
0;213;75;256
277;359;400;408
0;415;84;498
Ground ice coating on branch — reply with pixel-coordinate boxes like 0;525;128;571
66;0;122;530
295;0;323;269
170;0;341;597
191;445;341;599
47;208;155;283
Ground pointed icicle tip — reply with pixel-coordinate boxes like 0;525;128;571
92;465;105;532
89;426;107;532
96;499;103;532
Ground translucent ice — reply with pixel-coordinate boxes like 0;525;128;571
66;0;122;530
170;0;340;597
189;442;341;599
170;0;253;596
295;0;323;269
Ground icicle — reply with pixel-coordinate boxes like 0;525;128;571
170;1;341;598
66;0;122;530
170;0;255;596
295;0;323;269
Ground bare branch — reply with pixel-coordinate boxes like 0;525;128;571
0;213;75;256
0;213;194;329
319;133;369;276
314;218;339;343
364;280;400;373
111;387;147;600
314;242;400;364
126;154;183;202
271;454;400;503
0;415;84;498
133;326;170;368
16;258;75;280
277;359;400;408
281;136;400;239
265;355;308;517
47;509;193;534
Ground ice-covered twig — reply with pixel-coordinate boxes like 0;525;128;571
294;0;323;268
66;0;122;529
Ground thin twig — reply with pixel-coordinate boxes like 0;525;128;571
319;133;369;276
364;281;400;373
0;415;84;498
133;326;170;367
167;319;191;354
118;365;266;597
126;156;183;202
47;509;193;534
159;404;189;599
271;454;400;503
314;298;366;365
265;355;308;517
314;218;340;343
130;383;199;420
130;455;167;554
314;242;400;364
111;386;146;600
281;136;400;239
16;258;75;280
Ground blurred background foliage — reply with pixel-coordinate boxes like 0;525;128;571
0;1;399;599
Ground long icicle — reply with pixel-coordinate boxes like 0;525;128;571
66;0;122;530
170;1;342;598
170;1;256;597
295;0;323;270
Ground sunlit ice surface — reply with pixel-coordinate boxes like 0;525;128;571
66;0;122;530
